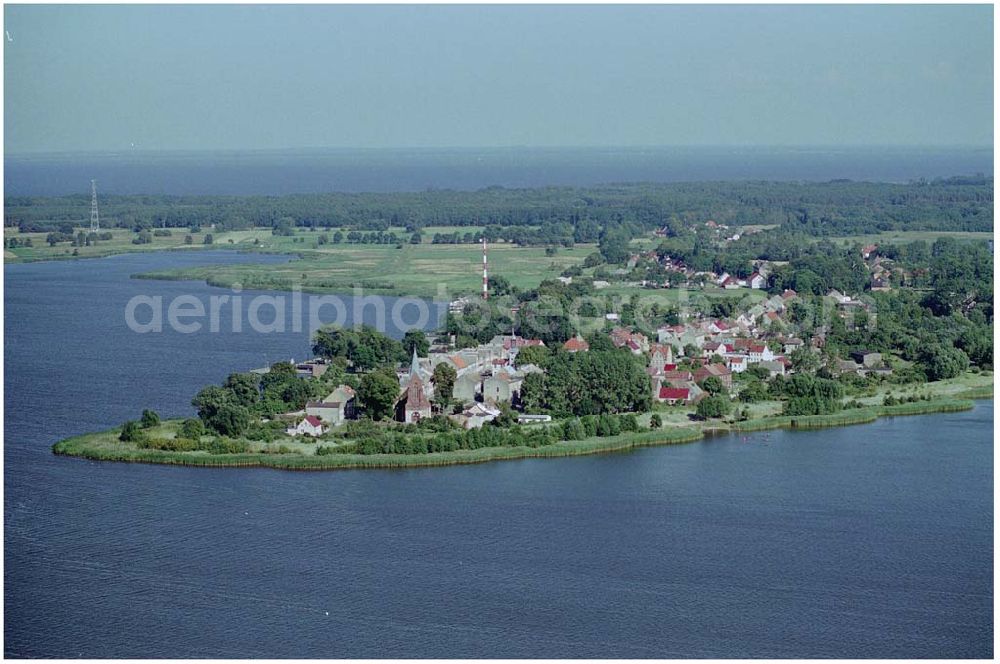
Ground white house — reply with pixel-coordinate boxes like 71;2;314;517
747;344;776;363
286;415;326;437
728;355;750;373
305;401;347;426
748;272;766;289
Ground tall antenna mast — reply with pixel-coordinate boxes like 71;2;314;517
89;179;100;233
481;236;488;300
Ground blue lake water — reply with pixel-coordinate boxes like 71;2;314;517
4;252;993;657
5;145;993;196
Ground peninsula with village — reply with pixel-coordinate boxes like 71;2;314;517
20;179;989;469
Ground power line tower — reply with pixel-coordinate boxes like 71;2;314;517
89;179;100;233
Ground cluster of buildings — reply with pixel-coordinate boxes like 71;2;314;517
282;270;893;436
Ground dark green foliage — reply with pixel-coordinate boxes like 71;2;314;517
205;438;249;455
119;420;143;442
191;385;253;436
402;329;430;358
139;409;160;429
223;372;261;407
696;395;731;419
179;418;206;439
920;344;970;381
431;362;457;405
357;368;401;421
312;325;405;371
699;376;725;395
523;348;652;417
649;413;662;429
514;344;549;367
738;380;770;403
137;437;199;452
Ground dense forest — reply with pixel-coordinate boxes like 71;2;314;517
6;177;992;242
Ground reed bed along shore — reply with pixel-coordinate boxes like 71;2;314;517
51;394;988;471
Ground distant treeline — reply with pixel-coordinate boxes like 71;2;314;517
5;177;992;240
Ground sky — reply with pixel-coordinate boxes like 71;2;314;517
3;4;993;153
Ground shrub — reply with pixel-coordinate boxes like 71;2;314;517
619;414;639;432
179;418;206;439
204;438;249;454
119;420;144;442
137;437;199;452
140;409;160;429
649;413;662;429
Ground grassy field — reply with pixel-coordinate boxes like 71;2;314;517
138;240;596;297
3;227;211;262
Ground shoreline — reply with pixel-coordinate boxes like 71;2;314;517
51;394;989;472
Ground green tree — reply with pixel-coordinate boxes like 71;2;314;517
140;409;160;429
119;420;143;442
920;344;970;381
402;329;430;358
180;418;206;439
224;372;261;407
358;368;400;421
598;231;630;264
696;395;731;419
431;363;457;404
649;413;662;429
699;376;725;395
515;344;549;367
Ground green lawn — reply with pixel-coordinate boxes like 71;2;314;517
138;240;596;298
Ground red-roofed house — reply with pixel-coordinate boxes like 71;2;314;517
749;272;765;289
658;387;691;405
563;336;590;353
662;370;693;385
694;363;733;390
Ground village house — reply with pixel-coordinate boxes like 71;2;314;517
482;369;524;405
728;355;750;373
285;415;326;437
757;359;787;377
747;344;776;363
562;336;590;353
294;360;329;378
850;350;883;368
324;384;357;419
305;401;348;426
451;402;501;429
694;363;733;391
452;372;483;403
657;386;692;405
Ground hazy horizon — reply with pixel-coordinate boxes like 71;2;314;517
5;5;993;154
5;143;995;159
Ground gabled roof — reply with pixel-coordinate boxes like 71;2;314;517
303;415;324;427
659;387;690;400
563;336;590;352
306;401;342;409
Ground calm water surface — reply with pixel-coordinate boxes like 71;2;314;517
4;253;993;657
5;145;993;195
